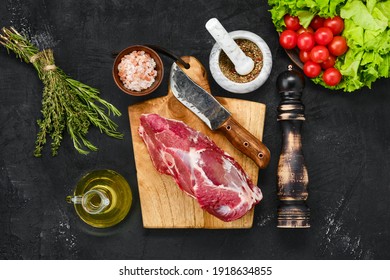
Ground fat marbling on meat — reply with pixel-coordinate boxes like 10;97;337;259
138;113;262;222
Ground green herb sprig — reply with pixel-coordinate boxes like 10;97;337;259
0;27;123;156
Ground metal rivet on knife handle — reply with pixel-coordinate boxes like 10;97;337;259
218;117;270;169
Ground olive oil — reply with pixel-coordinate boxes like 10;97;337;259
67;170;132;228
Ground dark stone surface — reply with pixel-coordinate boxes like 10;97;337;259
1;0;390;260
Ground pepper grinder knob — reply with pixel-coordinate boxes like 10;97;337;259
276;68;310;228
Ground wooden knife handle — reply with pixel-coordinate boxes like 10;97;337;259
217;116;270;169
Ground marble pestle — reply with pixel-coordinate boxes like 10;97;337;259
205;18;254;76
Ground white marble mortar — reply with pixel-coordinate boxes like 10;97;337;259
209;30;272;94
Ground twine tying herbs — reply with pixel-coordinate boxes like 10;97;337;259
0;27;123;157
29;50;56;71
43;64;56;71
29;53;40;63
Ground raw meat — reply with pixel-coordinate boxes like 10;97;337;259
138;113;263;222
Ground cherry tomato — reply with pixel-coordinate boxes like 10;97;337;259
303;61;322;78
284;14;301;31
324;16;344;35
299;50;311;63
322;67;342;86
310;45;329;63
297;32;315;51
310;15;325;30
279;30;298;49
321;55;336;69
297;26;314;35
314;27;334;45
328;36;348;56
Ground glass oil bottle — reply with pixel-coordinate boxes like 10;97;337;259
67;169;132;228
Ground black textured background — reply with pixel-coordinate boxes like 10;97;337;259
1;0;390;260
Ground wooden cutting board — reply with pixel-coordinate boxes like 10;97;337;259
128;56;266;229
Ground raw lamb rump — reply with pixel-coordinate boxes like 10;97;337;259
138;113;262;222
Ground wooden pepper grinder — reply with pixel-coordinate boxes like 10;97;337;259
276;67;310;228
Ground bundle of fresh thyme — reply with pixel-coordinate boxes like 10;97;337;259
0;27;123;157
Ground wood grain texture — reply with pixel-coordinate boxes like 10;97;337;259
276;71;310;228
128;56;266;228
218;116;270;169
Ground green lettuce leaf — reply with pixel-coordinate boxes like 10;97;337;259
376;1;390;24
343;19;364;47
296;10;315;28
340;0;387;31
379;53;390;78
268;0;390;92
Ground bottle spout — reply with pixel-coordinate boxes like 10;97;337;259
67;189;110;215
66;195;82;205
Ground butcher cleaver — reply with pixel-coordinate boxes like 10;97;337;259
170;62;270;169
